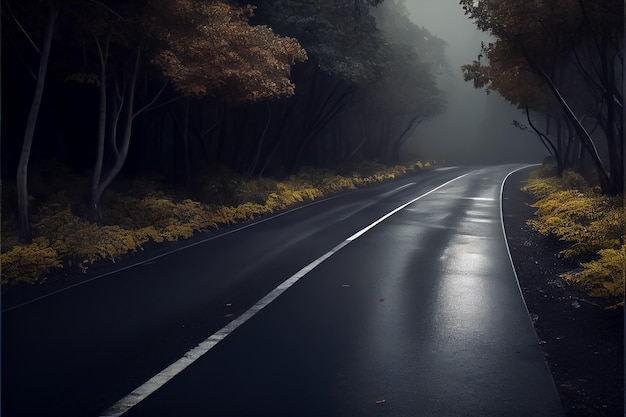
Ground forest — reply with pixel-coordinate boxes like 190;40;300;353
460;0;624;303
460;0;623;196
1;0;624;293
2;0;446;284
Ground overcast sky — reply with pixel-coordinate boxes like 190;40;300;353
402;0;547;165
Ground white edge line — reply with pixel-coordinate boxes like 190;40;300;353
100;171;471;417
5;177;427;313
499;163;567;403
499;164;541;324
3;192;346;313
381;182;415;197
347;174;469;241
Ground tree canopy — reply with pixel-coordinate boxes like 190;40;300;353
2;0;448;240
148;1;307;102
460;0;623;195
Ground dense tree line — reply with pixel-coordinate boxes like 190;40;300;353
2;0;446;242
460;0;623;195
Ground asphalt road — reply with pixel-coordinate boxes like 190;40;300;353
2;165;564;417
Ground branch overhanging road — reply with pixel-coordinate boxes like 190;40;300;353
2;165;564;417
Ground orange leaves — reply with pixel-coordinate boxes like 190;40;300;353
148;0;307;103
461;0;582;110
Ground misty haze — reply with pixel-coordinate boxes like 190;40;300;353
2;1;622;417
403;0;547;164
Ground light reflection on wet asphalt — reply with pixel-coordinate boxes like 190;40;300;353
122;166;563;417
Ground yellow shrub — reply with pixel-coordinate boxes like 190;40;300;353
212;203;271;225
528;190;624;257
318;175;356;194
523;177;568;199
523;170;588;199
160;223;195;242
579;246;625;301
393;165;407;175
264;183;320;211
103;193;216;231
525;169;625;302
1;237;61;285
2;161;431;286
35;208;148;271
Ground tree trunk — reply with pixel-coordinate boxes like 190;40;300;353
525;108;561;172
536;67;612;191
90;44;167;214
390;116;422;164
16;1;58;242
291;81;354;173
90;35;109;223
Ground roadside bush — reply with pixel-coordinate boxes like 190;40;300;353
524;168;625;304
265;183;323;211
523;170;588;199
318;175;356;194
34;206;155;271
578;246;625;301
0;237;61;285
2;159;432;287
103;192;217;233
213;202;270;225
528;190;624;258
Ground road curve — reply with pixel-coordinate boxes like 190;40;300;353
2;165;564;417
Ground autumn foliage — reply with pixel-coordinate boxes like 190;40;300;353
148;1;307;101
523;168;625;304
461;0;623;195
1;161;433;286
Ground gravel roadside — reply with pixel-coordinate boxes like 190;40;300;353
502;167;624;417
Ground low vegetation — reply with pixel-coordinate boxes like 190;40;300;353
1;161;432;287
523;166;625;306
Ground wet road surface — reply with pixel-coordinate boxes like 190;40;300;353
3;165;564;416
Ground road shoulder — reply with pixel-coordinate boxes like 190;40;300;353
502;167;624;417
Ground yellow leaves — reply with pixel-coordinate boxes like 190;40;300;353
1;237;61;285
2;160;431;287
103;193;217;232
524;167;625;303
522;170;588;199
580;246;625;300
527;189;623;258
264;182;323;212
34;207;152;271
213;203;270;225
149;0;307;102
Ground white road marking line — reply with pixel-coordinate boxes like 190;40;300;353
3;190;344;313
500;164;542;328
100;172;471;417
381;182;415;197
347;174;469;241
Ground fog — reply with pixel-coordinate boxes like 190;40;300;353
403;0;548;165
